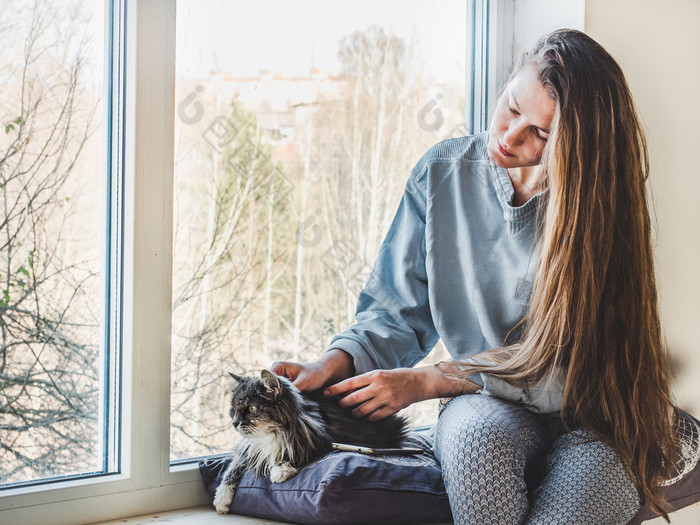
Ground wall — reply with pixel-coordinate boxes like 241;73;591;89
586;0;700;415
512;0;585;58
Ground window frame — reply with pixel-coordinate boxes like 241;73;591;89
0;0;529;522
0;1;205;522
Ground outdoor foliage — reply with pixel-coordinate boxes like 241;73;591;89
0;1;463;479
171;26;462;459
0;0;102;484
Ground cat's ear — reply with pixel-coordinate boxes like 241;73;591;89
260;369;283;397
228;372;244;383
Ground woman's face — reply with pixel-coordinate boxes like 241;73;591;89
488;66;556;169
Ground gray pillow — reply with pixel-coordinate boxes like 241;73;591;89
200;412;700;524
199;429;451;525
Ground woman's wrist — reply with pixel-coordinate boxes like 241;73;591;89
416;363;481;400
320;348;355;385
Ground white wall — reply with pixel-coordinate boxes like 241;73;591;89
512;0;585;60
586;0;700;417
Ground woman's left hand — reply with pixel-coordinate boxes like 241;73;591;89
324;368;422;421
324;365;480;421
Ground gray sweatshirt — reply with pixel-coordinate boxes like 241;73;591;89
327;132;563;413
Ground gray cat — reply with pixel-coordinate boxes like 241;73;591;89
213;369;410;514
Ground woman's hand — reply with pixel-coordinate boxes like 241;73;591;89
324;365;481;421
269;360;328;392
324;368;422;421
271;348;355;392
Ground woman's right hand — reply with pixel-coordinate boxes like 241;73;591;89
269;360;328;392
271;348;355;392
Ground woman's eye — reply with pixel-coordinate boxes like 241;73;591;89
536;130;549;141
508;105;519;115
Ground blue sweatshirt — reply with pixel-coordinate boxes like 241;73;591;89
327;132;563;412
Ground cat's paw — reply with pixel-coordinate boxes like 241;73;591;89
213;483;235;514
270;463;298;483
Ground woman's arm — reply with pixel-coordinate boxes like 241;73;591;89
272;350;481;421
271;348;355;392
326;170;439;376
275;164;461;416
324;362;481;421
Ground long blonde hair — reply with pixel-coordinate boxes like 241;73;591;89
454;29;677;516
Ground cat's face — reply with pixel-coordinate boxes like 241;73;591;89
228;370;292;437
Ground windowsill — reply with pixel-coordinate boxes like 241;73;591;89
89;503;700;525
0;461;203;504
92;506;293;524
90;505;452;525
0;463;209;525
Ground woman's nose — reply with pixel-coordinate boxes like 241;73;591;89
504;124;523;146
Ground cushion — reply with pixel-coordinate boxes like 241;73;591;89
199;429;452;525
626;408;700;524
199;412;700;525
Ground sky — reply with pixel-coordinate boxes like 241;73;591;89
175;0;467;83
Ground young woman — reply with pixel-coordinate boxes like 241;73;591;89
272;29;680;523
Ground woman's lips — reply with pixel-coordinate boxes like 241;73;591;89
498;141;515;157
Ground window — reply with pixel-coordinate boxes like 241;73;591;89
0;1;585;523
0;0;115;488
171;0;467;461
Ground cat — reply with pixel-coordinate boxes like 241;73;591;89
213;369;411;514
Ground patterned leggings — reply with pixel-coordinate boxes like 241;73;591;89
432;394;640;525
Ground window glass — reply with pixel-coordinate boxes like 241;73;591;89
173;0;467;461
0;0;109;486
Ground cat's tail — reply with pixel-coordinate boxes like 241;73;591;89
363;413;412;448
312;391;413;449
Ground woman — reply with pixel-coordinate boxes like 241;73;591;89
272;29;678;523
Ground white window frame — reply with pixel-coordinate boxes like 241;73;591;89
0;1;581;522
0;2;205;522
466;0;514;134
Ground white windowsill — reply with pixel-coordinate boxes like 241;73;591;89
89;503;700;525
92;506;292;524
91;505;452;525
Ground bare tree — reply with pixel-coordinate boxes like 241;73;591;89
170;97;295;458
0;0;101;484
309;27;432;324
169;26;464;456
297;27;456;424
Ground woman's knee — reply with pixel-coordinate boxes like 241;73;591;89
434;394;546;467
527;431;641;525
433;395;550;525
